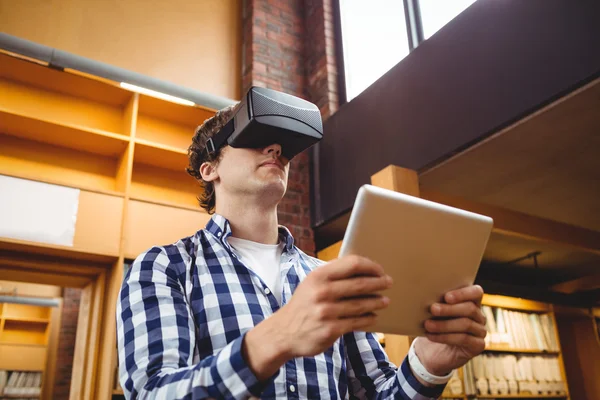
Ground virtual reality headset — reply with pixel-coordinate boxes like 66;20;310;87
206;87;323;160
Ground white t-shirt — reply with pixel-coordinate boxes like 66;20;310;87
228;236;285;304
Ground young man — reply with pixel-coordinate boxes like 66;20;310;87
117;105;487;399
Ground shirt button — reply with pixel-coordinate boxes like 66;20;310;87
264;288;271;295
289;384;296;393
217;232;222;237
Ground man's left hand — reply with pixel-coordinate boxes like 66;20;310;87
415;285;487;376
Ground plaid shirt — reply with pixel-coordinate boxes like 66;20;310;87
117;214;446;399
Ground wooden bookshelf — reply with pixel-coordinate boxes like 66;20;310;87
455;295;571;400
0;51;218;399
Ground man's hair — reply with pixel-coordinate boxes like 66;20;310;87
187;105;237;214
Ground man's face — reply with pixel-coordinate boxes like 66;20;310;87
213;142;290;201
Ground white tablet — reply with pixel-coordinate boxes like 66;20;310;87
339;184;493;336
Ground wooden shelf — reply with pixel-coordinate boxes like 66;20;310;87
484;346;560;355
2;316;50;324
0;108;130;157
0;342;47;348
0;134;123;194
482;295;551;313
0;53;131;108
128;194;202;213
130;162;201;209
1;394;41;399
134;138;188;171
138;94;214;128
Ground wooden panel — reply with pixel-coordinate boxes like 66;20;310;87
556;314;600;400
73;191;123;256
136;114;195;151
0;281;61;298
0;53;131;107
130;162;201;208
420;78;600;233
43;300;62;400
371;165;420;197
482;294;550;312
0;78;127;134
0;108;129;157
70;282;92;400
317;241;342;261
134;140;189;171
124;200;211;258
0;344;47;371
0;135;120;194
0;0;242;98
421;189;600;256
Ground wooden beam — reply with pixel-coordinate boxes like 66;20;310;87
552;274;600;294
420;189;600;256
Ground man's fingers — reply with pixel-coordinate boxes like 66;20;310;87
340;313;379;333
328;296;390;319
430;301;486;325
325;275;392;301
444;285;484;306
425;333;486;354
424;317;487;338
323;255;386;280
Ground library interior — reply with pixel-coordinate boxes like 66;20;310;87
0;1;599;399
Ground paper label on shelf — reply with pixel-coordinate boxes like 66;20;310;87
0;175;80;246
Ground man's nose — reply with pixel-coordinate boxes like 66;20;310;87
263;143;282;157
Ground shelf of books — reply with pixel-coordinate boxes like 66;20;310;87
441;294;569;400
0;302;52;399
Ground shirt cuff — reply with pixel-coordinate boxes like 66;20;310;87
212;331;279;398
398;355;447;398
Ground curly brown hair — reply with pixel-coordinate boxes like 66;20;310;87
187;105;237;214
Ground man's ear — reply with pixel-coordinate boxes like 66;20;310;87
199;161;219;182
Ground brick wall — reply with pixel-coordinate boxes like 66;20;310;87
242;0;339;256
52;287;82;400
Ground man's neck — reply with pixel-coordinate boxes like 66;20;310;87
215;200;280;245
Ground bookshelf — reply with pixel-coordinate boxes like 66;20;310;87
0;302;52;398
0;51;219;398
441;294;570;400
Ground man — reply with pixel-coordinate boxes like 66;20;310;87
117;105;487;399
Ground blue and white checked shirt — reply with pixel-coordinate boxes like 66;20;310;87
117;214;446;399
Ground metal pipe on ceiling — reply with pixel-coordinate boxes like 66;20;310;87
0;32;237;110
0;295;60;308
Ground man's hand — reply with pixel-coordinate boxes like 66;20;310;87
243;255;392;380
414;285;487;377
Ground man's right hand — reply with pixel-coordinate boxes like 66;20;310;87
243;255;392;380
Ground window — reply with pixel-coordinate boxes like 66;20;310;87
338;0;410;101
337;0;478;103
419;0;477;39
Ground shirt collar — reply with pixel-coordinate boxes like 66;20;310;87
205;213;295;253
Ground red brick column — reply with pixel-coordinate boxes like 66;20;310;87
242;0;339;255
305;0;340;119
53;288;82;400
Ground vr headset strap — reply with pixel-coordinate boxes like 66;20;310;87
205;118;235;157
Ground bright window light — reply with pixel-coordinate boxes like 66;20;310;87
120;82;195;106
339;0;410;101
419;0;477;39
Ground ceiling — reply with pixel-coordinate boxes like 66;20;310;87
420;78;600;232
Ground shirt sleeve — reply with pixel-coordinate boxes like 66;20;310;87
345;331;447;399
116;246;275;399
